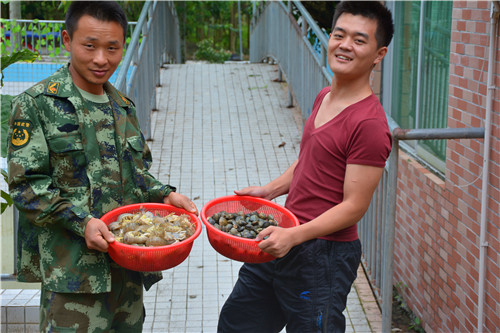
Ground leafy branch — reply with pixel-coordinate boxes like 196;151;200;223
1;40;39;214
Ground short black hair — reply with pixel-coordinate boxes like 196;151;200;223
65;1;128;40
331;1;394;48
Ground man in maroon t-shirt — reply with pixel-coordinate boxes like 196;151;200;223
218;2;394;332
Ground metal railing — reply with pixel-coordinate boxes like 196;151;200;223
358;125;484;332
250;1;331;122
114;0;181;140
1;18;137;61
250;2;486;332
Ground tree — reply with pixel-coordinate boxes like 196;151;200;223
301;2;338;32
175;1;252;62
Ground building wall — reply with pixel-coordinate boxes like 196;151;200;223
393;1;499;332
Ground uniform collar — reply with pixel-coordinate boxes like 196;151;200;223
42;63;132;108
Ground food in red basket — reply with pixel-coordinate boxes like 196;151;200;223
208;211;278;239
108;208;195;246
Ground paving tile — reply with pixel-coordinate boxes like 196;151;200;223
362;302;381;314
170;307;187;317
201;307;219;318
25;324;39;332
169;320;188;329
6;306;25;324
16;290;39;300
186;325;203;333
345;326;355;333
186;312;203;322
152;320;169;331
24;306;39;324
202;325;218;333
349;311;370;320
1;305;6;323
186;307;203;317
201;319;219;328
25;297;40;307
2;295;15;306
152;313;170;323
353;323;373;332
1;289;21;297
369;320;383;333
365;313;382;324
154;304;171;315
6;323;26;333
142;320;154;332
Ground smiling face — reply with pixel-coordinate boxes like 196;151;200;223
327;13;387;82
62;15;124;95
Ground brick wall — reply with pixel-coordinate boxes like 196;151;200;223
393;1;499;332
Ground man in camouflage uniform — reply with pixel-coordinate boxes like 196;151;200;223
7;2;197;332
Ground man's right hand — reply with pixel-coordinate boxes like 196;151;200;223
234;186;272;200
235;160;297;200
84;217;115;252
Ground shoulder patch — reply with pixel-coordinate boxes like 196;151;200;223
46;81;60;95
11;120;34;149
117;91;131;105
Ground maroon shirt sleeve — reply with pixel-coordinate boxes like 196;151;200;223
346;117;392;168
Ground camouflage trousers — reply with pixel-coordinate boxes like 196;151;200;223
40;263;144;333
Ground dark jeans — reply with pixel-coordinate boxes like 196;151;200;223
218;239;362;333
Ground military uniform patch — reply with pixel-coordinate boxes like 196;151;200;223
118;92;129;105
46;81;59;95
11;120;33;149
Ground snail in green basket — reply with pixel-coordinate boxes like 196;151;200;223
108;208;195;246
208;211;278;239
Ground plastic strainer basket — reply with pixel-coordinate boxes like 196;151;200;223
200;195;299;263
100;203;201;272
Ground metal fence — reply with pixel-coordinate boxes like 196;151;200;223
114;0;181;140
250;1;331;122
358;125;484;332
1;18;137;60
249;2;486;332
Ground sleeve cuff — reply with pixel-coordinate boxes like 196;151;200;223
69;206;93;237
150;184;176;202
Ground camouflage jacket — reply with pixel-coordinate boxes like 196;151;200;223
7;64;174;293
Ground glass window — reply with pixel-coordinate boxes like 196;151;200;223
386;1;453;173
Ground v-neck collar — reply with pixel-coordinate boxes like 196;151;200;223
311;90;375;133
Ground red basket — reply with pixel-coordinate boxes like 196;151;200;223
100;203;201;272
200;195;299;263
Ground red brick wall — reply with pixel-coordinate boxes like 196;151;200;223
393;1;499;332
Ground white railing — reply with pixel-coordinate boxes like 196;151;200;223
114;0;181;140
1;18;137;61
250;1;331;122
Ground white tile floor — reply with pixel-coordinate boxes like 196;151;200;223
1;63;380;333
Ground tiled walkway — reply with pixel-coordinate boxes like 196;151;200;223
1;62;382;332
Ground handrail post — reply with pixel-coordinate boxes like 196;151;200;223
320;47;326;68
115;0;152;92
301;20;308;37
382;137;399;332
